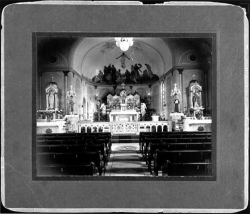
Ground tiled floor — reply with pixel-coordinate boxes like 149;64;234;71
105;143;152;176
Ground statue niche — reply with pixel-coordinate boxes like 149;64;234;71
190;82;202;109
189;79;204;119
46;81;58;111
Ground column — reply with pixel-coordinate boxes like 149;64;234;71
204;70;208;110
170;75;173;112
63;70;69;115
178;69;184;112
39;73;42;110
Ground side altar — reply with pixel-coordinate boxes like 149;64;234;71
37;77;79;134
170;75;212;132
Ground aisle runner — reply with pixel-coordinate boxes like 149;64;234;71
106;143;149;176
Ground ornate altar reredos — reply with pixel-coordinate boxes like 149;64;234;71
107;89;140;111
46;81;59;111
107;87;140;123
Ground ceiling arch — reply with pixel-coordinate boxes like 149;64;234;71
69;37;173;80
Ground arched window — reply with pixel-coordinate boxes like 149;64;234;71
161;80;165;113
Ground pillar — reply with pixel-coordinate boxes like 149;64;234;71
39;73;42;110
178;69;184;112
204;70;208;111
63;70;69;115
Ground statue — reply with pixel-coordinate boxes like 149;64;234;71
125;69;131;83
174;99;180;112
144;63;159;82
190;81;202;109
116;69;122;83
92;70;104;83
45;76;58;111
134;63;143;82
66;86;76;115
130;65;137;83
116;52;130;69
141;103;147;119
192;96;199;108
48;91;55;109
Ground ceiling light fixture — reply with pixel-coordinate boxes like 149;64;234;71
115;37;134;52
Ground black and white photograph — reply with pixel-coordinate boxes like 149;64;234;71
35;34;215;179
1;1;248;212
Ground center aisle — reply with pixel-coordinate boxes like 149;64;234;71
105;143;150;176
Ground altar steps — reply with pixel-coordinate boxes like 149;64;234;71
111;134;139;144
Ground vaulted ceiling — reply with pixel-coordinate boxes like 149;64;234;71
37;36;212;81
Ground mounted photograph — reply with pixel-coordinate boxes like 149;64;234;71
34;34;215;179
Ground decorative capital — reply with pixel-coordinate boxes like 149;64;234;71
178;69;184;75
63;70;69;76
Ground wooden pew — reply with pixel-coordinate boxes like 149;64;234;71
37;163;96;176
85;143;108;165
139;131;211;154
146;138;211;172
153;150;211;176
37;151;105;176
37;132;112;153
37;140;108;165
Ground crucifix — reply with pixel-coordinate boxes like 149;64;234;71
121;82;125;89
116;52;130;69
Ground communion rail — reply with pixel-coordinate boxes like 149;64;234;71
77;121;172;135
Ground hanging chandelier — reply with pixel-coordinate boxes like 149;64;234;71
115;37;134;52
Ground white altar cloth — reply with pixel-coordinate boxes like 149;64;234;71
183;118;212;132
109;110;139;122
37;120;65;134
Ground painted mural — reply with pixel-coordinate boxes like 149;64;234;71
92;63;159;84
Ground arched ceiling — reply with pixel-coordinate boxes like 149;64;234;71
69;37;173;80
38;36;212;83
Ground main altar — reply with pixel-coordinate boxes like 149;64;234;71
107;83;140;122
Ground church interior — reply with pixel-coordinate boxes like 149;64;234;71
36;35;213;178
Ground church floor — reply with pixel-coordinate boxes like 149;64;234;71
105;143;153;176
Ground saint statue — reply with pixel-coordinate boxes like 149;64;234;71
174;99;180;112
45;76;58;111
48;91;54;109
192;96;199;108
66;86;76;114
100;102;107;115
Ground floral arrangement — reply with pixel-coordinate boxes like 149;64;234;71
64;117;72;133
195;111;203;120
